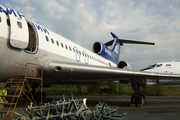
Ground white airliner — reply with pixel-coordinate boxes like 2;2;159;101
141;61;180;85
0;5;180;105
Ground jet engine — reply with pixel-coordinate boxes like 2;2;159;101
117;61;132;84
117;61;132;70
93;42;107;55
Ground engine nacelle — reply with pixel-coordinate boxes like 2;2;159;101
117;61;132;84
93;42;102;54
93;42;117;63
117;61;132;70
93;42;111;55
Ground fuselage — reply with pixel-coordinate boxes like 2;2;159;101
141;62;180;85
1;5;180;87
0;6;116;86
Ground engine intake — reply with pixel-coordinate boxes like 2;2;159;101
117;61;132;70
93;42;102;54
117;61;132;84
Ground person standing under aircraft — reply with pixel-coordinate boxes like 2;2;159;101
0;85;8;119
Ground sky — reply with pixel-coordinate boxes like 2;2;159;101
1;0;180;70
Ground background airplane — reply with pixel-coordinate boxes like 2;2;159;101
141;61;180;85
0;5;180;106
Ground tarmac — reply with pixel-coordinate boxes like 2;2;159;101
83;96;180;120
4;95;180;120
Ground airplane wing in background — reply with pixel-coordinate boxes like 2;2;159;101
43;61;180;82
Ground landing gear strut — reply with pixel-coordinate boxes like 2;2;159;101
35;91;47;99
32;86;47;99
24;86;47;99
131;84;146;106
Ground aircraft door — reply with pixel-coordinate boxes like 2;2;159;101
74;46;80;62
7;7;29;49
0;5;8;39
83;50;89;64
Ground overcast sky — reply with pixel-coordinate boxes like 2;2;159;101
1;0;180;70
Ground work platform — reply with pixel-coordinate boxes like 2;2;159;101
0;63;43;119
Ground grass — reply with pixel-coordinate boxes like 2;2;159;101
0;83;4;88
44;84;180;96
140;85;180;96
1;83;180;96
43;85;88;95
163;86;180;96
123;86;134;96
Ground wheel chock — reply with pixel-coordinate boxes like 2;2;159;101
138;104;143;108
130;104;135;107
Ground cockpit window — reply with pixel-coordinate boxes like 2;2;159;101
148;64;156;69
141;63;162;71
156;64;162;67
148;64;163;69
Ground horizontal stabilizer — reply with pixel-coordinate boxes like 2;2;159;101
105;39;155;46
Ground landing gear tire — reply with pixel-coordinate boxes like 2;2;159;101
43;92;47;99
131;84;146;106
35;92;47;99
138;96;143;104
131;96;136;104
35;92;41;99
131;95;146;105
142;95;146;105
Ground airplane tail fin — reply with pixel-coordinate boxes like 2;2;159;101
108;32;121;63
93;32;121;64
93;32;154;64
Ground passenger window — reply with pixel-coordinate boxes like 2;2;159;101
109;63;111;67
45;36;49;42
61;43;64;48
79;51;81;55
82;52;84;56
76;50;78;54
51;38;54;44
65;45;68;49
73;48;75;52
0;17;1;22
69;46;71;51
56;41;59;46
17;21;22;28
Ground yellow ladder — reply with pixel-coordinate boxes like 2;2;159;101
0;63;43;119
0;77;26;119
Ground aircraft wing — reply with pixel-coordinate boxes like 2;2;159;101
43;61;180;82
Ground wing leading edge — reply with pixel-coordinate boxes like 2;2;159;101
43;61;180;82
